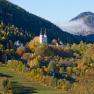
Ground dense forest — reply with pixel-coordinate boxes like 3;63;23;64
0;22;32;62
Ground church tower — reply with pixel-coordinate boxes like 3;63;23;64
39;28;47;44
43;28;47;44
40;28;43;44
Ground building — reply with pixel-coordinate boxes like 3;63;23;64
33;28;47;45
51;38;64;47
40;28;47;44
14;40;23;49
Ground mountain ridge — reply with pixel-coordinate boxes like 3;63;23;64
0;0;81;43
59;11;94;36
1;0;94;43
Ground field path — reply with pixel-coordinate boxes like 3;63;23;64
0;67;63;94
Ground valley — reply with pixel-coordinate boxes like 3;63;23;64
0;0;94;94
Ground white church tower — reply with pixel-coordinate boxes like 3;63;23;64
40;28;47;45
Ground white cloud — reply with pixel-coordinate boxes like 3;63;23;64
58;19;94;35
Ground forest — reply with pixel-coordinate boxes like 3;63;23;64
0;22;94;94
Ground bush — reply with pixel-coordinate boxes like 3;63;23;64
29;58;40;68
2;78;13;94
61;80;71;91
7;60;25;72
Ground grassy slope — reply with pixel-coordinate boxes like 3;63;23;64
0;66;64;94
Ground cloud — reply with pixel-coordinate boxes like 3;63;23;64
58;19;94;35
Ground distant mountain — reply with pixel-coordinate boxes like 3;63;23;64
0;0;81;43
59;12;94;36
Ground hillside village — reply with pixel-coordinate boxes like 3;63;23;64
0;26;64;63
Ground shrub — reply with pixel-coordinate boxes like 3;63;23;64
7;60;25;72
2;78;13;94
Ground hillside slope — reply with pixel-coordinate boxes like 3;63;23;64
0;0;81;43
59;12;94;36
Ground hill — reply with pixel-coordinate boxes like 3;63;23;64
0;0;80;43
59;12;94;36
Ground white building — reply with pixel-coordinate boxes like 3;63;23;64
14;40;23;48
39;29;47;45
33;28;48;45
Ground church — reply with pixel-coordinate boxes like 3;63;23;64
33;28;47;45
33;28;63;46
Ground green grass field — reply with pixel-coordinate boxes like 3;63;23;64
0;66;64;94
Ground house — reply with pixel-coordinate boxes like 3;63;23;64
14;40;23;49
52;39;64;47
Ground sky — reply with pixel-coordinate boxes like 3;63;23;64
8;0;94;24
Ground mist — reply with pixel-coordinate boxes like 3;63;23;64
59;19;94;35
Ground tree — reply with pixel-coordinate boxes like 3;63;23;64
61;80;71;91
66;67;73;75
48;60;56;73
2;78;13;94
7;60;25;72
16;46;25;56
29;58;40;68
83;52;93;66
59;67;65;74
34;44;47;57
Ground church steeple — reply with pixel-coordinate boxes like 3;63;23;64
39;28;47;44
44;28;47;35
40;28;43;35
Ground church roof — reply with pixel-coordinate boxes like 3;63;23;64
33;36;40;43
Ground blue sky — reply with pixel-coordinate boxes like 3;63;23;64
8;0;94;24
